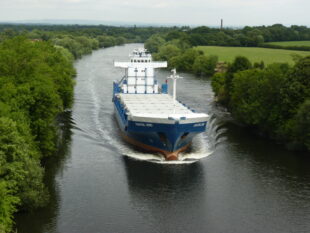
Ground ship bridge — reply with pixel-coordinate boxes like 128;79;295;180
114;48;167;94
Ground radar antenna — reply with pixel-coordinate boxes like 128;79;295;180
168;69;183;113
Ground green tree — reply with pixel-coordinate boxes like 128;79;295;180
154;44;181;61
115;36;126;45
193;55;218;76
0;181;19;233
171;48;200;72
144;34;165;53
97;35;116;48
0;117;48;218
288;100;310;150
230;65;287;134
229;56;252;73
211;73;226;102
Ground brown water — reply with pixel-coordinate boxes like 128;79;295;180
16;44;310;233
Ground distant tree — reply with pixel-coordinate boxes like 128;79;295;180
168;48;200;72
0;180;19;233
0;117;48;210
166;30;185;41
154;44;181;61
115;36;126;45
97;35;116;48
211;73;226;102
287;100;310;150
229;56;252;73
193;55;218;76
253;61;265;69
144;34;165;53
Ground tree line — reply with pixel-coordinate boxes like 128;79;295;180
145;24;310;52
0;24;174;59
0;36;77;232
178;24;310;48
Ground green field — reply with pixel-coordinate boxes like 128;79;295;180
265;41;310;47
196;46;310;65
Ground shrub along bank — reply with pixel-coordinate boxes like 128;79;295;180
211;55;310;151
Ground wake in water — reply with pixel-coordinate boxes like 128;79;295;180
121;133;212;165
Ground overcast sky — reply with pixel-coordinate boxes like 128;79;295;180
0;0;309;26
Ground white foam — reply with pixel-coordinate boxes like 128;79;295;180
89;76;116;146
119;133;213;165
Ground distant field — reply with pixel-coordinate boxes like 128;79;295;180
265;41;310;47
196;46;310;65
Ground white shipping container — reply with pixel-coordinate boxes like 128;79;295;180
128;86;136;94
136;77;146;85
146;78;154;85
127;77;136;85
128;68;136;76
122;84;128;93
154;84;159;93
146;86;154;94
146;69;154;77
136;86;145;94
137;68;145;76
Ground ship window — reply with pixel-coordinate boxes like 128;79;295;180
134;60;136;62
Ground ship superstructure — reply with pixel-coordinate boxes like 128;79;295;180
113;48;208;160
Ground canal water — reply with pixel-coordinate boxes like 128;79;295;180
16;44;310;233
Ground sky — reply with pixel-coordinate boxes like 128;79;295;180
0;0;309;26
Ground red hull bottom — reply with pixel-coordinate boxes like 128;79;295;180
121;132;190;161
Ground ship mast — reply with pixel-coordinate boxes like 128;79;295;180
168;69;182;113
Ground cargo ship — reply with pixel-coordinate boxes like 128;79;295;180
113;48;208;160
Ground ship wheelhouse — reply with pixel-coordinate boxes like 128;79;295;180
114;48;167;94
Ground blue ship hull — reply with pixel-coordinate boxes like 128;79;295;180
113;95;207;160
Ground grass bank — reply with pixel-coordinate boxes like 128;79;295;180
196;46;310;65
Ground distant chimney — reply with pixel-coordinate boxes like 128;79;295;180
221;19;223;29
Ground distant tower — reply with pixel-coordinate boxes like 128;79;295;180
221;19;223;29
